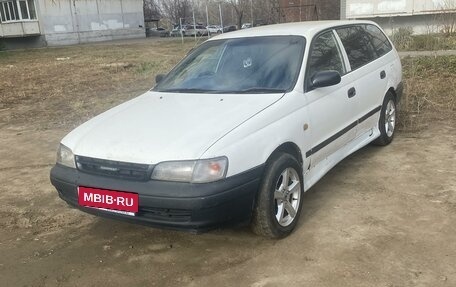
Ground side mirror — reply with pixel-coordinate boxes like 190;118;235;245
155;74;165;84
311;70;341;88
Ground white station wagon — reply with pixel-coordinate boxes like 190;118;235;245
51;20;402;238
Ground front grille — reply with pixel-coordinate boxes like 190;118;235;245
139;207;192;222
75;156;152;181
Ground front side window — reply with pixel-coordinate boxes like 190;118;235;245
336;26;377;70
307;31;345;81
155;36;306;94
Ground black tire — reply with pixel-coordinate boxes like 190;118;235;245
373;91;397;146
251;152;304;238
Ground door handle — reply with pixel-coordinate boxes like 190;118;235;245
347;87;356;98
380;70;386;79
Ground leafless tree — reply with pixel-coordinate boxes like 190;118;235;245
161;0;192;25
439;0;456;35
227;0;248;28
157;0;281;27
252;0;280;25
144;0;161;22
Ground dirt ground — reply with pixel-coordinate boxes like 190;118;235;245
0;38;455;286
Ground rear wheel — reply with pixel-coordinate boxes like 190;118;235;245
374;92;396;146
252;152;304;238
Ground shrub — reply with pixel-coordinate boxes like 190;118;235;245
391;27;413;50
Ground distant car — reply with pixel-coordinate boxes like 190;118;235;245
170;25;188;37
152;27;169;37
223;25;237;33
51;20;402;238
157;27;168;36
186;25;208;36
207;25;222;34
241;23;252;29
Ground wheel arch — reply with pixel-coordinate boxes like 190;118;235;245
387;86;397;102
266;142;304;167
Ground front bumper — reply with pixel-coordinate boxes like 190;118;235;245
50;164;263;232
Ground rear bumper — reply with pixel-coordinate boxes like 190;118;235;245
50;164;263;232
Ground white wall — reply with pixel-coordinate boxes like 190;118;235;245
36;0;145;46
367;13;456;35
343;0;456;35
346;0;456;18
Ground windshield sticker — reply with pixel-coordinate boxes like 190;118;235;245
243;57;252;68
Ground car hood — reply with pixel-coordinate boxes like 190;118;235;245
62;91;283;164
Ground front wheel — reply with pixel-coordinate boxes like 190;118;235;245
374;92;397;146
251;152;304;238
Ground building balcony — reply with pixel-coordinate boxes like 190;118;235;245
0;20;40;37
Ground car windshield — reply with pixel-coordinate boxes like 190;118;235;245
154;36;305;94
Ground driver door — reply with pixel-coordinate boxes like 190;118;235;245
305;30;358;168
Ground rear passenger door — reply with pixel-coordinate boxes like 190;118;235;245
335;25;392;137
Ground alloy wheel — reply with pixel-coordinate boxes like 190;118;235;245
274;167;301;227
385;99;396;137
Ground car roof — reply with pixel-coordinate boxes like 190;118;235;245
209;20;378;41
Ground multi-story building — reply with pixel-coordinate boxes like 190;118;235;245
0;0;145;49
278;0;341;22
341;0;456;35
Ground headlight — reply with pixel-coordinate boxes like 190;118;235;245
151;157;228;183
56;144;76;168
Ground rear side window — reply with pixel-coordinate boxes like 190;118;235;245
308;31;345;79
336;26;377;70
364;25;392;57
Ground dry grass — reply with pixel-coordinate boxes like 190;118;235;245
0;38;195;130
392;28;456;51
399;55;456;131
0;39;454;132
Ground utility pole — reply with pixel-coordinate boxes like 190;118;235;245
219;3;224;33
250;0;254;25
179;17;184;44
206;4;209;27
192;8;196;41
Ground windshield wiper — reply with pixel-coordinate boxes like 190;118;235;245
236;88;286;94
158;88;217;93
158;87;286;94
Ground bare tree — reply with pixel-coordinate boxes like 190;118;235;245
228;0;249;28
157;0;281;28
144;0;161;22
252;0;280;25
161;0;192;25
439;0;456;35
228;0;280;28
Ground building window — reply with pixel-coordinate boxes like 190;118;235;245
0;0;36;23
